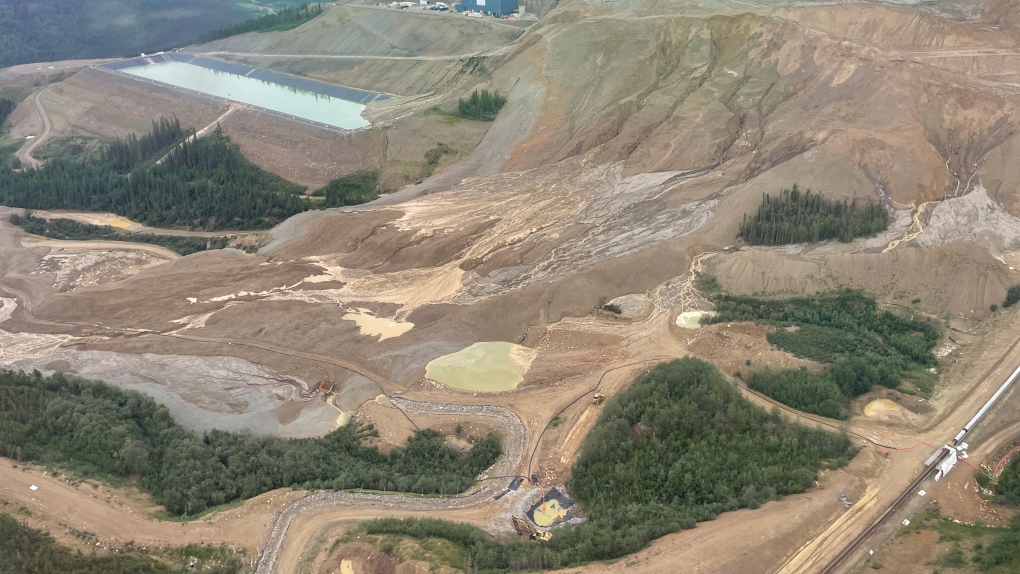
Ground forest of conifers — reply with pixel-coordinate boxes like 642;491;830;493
1;514;243;574
0;0;275;69
0;98;14;126
706;289;940;418
0;117;312;230
457;90;506;121
739;184;889;245
0;370;501;516
200;3;324;42
362;358;854;571
9;212;230;256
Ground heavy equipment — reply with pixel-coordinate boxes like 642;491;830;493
592;392;606;405
512;516;552;541
316;366;335;395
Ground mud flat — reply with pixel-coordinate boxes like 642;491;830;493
676;310;716;329
341;308;413;341
424;342;534;392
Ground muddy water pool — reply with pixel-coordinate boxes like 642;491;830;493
424;342;534;392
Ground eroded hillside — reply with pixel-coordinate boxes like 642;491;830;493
4;1;1020;573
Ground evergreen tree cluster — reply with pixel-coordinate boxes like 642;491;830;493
313;170;381;207
707;289;940;417
457;90;506;121
0;514;242;574
363;358;853;571
747;367;849;420
200;3;324;42
0;98;14;126
103;117;187;172
0;121;312;230
9;212;229;256
0;0;256;70
739;184;889;245
0;370;502;516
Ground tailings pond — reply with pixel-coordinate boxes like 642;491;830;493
103;54;385;130
425;342;534;392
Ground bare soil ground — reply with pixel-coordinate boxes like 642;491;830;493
6;1;1020;573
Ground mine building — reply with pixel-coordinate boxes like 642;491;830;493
457;0;518;17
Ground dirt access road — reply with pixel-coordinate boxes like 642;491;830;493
15;87;52;169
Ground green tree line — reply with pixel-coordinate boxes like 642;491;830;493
200;3;324;42
9;212;230;256
747;367;849;420
0;98;14;126
312;170;381;207
707;289;940;418
457;90;506;121
0;514;242;574
0;370;502;516
0;120;312;230
739;184;889;245
362;358;854;571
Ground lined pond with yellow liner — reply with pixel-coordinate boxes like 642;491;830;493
424;342;534;392
528;488;575;527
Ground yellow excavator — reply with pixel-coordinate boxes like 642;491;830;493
512;516;552;542
316;366;335;395
592;393;606;405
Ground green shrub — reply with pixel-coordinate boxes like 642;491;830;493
601;303;622;314
1004;285;1020;308
316;170;380;207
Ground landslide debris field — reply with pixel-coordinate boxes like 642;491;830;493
4;0;1020;573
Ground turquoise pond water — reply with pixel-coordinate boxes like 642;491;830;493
122;61;370;129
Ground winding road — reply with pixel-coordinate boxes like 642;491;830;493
15;87;52;169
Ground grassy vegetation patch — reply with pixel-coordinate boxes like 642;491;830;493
421;143;455;178
739;184;889;245
0;513;243;574
892;505;1020;574
707;289;940;417
32;134;107;163
359;358;853;571
0;370;501;517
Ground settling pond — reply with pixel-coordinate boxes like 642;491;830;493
425;342;534;392
102;54;386;130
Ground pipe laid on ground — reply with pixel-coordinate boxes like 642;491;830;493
954;364;1020;444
